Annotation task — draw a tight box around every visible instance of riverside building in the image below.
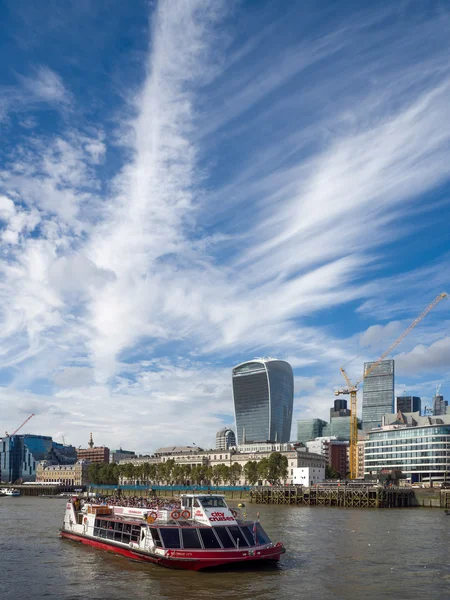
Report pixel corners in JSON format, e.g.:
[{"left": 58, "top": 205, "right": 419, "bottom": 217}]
[
  {"left": 232, "top": 358, "right": 294, "bottom": 445},
  {"left": 364, "top": 412, "right": 450, "bottom": 484},
  {"left": 36, "top": 459, "right": 90, "bottom": 486},
  {"left": 0, "top": 435, "right": 77, "bottom": 483},
  {"left": 362, "top": 359, "right": 395, "bottom": 431}
]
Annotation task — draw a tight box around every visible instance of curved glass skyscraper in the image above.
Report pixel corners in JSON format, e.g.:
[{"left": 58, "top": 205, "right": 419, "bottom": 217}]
[{"left": 232, "top": 358, "right": 294, "bottom": 445}]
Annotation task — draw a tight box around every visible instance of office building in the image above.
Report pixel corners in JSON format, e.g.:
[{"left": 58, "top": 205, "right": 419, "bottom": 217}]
[
  {"left": 0, "top": 435, "right": 77, "bottom": 483},
  {"left": 364, "top": 412, "right": 450, "bottom": 484},
  {"left": 36, "top": 460, "right": 90, "bottom": 486},
  {"left": 356, "top": 439, "right": 365, "bottom": 479},
  {"left": 232, "top": 358, "right": 294, "bottom": 445},
  {"left": 215, "top": 427, "right": 236, "bottom": 450},
  {"left": 77, "top": 446, "right": 110, "bottom": 463},
  {"left": 297, "top": 419, "right": 328, "bottom": 444},
  {"left": 362, "top": 359, "right": 394, "bottom": 431},
  {"left": 433, "top": 395, "right": 448, "bottom": 416},
  {"left": 305, "top": 437, "right": 349, "bottom": 477},
  {"left": 330, "top": 399, "right": 351, "bottom": 419},
  {"left": 110, "top": 449, "right": 136, "bottom": 464},
  {"left": 396, "top": 396, "right": 421, "bottom": 414}
]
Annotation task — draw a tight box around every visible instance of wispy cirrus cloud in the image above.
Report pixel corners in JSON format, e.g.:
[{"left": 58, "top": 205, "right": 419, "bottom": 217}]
[{"left": 0, "top": 0, "right": 450, "bottom": 449}]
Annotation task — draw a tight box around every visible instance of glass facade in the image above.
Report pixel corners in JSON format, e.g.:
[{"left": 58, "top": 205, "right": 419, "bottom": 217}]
[
  {"left": 0, "top": 435, "right": 54, "bottom": 483},
  {"left": 297, "top": 419, "right": 328, "bottom": 444},
  {"left": 396, "top": 396, "right": 421, "bottom": 414},
  {"left": 364, "top": 425, "right": 450, "bottom": 483},
  {"left": 362, "top": 360, "right": 394, "bottom": 431},
  {"left": 233, "top": 359, "right": 293, "bottom": 445}
]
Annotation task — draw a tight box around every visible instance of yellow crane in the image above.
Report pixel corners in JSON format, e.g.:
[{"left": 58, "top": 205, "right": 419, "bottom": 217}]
[{"left": 336, "top": 292, "right": 448, "bottom": 479}]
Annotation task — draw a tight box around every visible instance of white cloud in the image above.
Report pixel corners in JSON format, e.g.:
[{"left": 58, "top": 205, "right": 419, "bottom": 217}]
[
  {"left": 18, "top": 66, "right": 70, "bottom": 105},
  {"left": 395, "top": 338, "right": 450, "bottom": 377},
  {"left": 1, "top": 1, "right": 450, "bottom": 449}
]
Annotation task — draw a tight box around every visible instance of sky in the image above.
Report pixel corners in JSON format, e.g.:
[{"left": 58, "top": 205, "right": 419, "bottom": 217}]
[{"left": 1, "top": 0, "right": 450, "bottom": 452}]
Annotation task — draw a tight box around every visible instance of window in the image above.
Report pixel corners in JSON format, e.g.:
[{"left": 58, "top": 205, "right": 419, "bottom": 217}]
[
  {"left": 200, "top": 497, "right": 227, "bottom": 508},
  {"left": 227, "top": 525, "right": 249, "bottom": 547},
  {"left": 181, "top": 528, "right": 202, "bottom": 549},
  {"left": 199, "top": 528, "right": 221, "bottom": 549},
  {"left": 214, "top": 527, "right": 235, "bottom": 548},
  {"left": 159, "top": 528, "right": 181, "bottom": 549},
  {"left": 150, "top": 528, "right": 163, "bottom": 548}
]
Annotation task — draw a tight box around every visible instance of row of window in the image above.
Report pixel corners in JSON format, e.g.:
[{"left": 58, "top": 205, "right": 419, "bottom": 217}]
[
  {"left": 93, "top": 519, "right": 270, "bottom": 550},
  {"left": 367, "top": 437, "right": 450, "bottom": 447}
]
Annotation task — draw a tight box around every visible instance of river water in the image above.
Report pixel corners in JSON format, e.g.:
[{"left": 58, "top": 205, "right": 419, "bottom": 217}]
[{"left": 0, "top": 497, "right": 448, "bottom": 600}]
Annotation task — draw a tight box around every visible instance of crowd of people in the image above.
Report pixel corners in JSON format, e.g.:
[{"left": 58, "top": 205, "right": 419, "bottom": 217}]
[{"left": 83, "top": 495, "right": 181, "bottom": 511}]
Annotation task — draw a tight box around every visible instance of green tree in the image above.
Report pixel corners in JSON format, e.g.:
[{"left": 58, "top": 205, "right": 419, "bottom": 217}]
[
  {"left": 267, "top": 452, "right": 288, "bottom": 484},
  {"left": 211, "top": 465, "right": 222, "bottom": 486},
  {"left": 244, "top": 461, "right": 259, "bottom": 485},
  {"left": 257, "top": 458, "right": 269, "bottom": 482},
  {"left": 229, "top": 462, "right": 242, "bottom": 485},
  {"left": 325, "top": 465, "right": 340, "bottom": 479}
]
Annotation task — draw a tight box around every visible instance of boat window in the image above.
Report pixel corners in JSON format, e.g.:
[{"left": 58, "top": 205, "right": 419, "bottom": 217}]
[
  {"left": 193, "top": 499, "right": 200, "bottom": 507},
  {"left": 181, "top": 528, "right": 202, "bottom": 549},
  {"left": 227, "top": 525, "right": 249, "bottom": 548},
  {"left": 159, "top": 528, "right": 181, "bottom": 549},
  {"left": 200, "top": 497, "right": 227, "bottom": 508},
  {"left": 150, "top": 528, "right": 163, "bottom": 548},
  {"left": 214, "top": 527, "right": 235, "bottom": 548},
  {"left": 255, "top": 523, "right": 271, "bottom": 545},
  {"left": 199, "top": 528, "right": 221, "bottom": 549},
  {"left": 238, "top": 525, "right": 254, "bottom": 546}
]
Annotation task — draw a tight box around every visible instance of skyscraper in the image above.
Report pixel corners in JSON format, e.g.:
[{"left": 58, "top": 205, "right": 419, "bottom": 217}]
[
  {"left": 396, "top": 396, "right": 421, "bottom": 414},
  {"left": 433, "top": 395, "right": 448, "bottom": 416},
  {"left": 215, "top": 427, "right": 236, "bottom": 450},
  {"left": 232, "top": 358, "right": 294, "bottom": 445},
  {"left": 362, "top": 359, "right": 395, "bottom": 431}
]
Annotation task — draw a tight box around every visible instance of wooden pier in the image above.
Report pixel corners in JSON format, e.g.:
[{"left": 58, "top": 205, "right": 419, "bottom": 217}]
[{"left": 250, "top": 485, "right": 415, "bottom": 508}]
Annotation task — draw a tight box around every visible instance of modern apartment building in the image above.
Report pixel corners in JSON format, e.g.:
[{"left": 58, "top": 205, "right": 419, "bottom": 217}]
[
  {"left": 362, "top": 359, "right": 395, "bottom": 431},
  {"left": 232, "top": 358, "right": 293, "bottom": 444}
]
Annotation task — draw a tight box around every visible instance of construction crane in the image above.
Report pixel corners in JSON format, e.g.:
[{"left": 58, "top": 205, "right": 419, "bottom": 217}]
[
  {"left": 5, "top": 413, "right": 35, "bottom": 437},
  {"left": 336, "top": 292, "right": 448, "bottom": 479}
]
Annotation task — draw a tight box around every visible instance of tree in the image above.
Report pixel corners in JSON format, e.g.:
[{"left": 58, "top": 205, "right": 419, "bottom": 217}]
[
  {"left": 257, "top": 458, "right": 269, "bottom": 482},
  {"left": 229, "top": 462, "right": 242, "bottom": 485},
  {"left": 244, "top": 461, "right": 259, "bottom": 485},
  {"left": 267, "top": 452, "right": 288, "bottom": 484},
  {"left": 211, "top": 465, "right": 222, "bottom": 486},
  {"left": 325, "top": 465, "right": 340, "bottom": 479}
]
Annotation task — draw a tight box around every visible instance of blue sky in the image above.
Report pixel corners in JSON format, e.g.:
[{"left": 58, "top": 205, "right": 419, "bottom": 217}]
[{"left": 1, "top": 0, "right": 450, "bottom": 451}]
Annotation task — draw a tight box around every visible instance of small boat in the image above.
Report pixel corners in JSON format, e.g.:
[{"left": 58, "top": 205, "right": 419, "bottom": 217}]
[
  {"left": 1, "top": 488, "right": 20, "bottom": 496},
  {"left": 60, "top": 494, "right": 285, "bottom": 571}
]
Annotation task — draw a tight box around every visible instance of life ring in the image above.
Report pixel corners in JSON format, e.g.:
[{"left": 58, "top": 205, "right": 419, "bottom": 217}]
[
  {"left": 181, "top": 510, "right": 191, "bottom": 519},
  {"left": 83, "top": 517, "right": 88, "bottom": 525},
  {"left": 171, "top": 510, "right": 181, "bottom": 520},
  {"left": 230, "top": 509, "right": 238, "bottom": 518},
  {"left": 146, "top": 511, "right": 158, "bottom": 524}
]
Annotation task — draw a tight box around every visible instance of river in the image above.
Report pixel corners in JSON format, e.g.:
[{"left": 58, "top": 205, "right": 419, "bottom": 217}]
[{"left": 0, "top": 497, "right": 448, "bottom": 599}]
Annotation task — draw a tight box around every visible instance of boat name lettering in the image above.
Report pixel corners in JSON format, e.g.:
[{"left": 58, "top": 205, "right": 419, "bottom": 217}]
[
  {"left": 195, "top": 510, "right": 203, "bottom": 517},
  {"left": 209, "top": 511, "right": 234, "bottom": 522}
]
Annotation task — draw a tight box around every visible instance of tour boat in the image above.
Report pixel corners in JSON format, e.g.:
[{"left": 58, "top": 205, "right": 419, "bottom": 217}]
[
  {"left": 1, "top": 488, "right": 20, "bottom": 496},
  {"left": 60, "top": 494, "right": 285, "bottom": 571}
]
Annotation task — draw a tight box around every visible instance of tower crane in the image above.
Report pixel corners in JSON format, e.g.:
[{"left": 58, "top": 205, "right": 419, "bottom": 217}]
[
  {"left": 5, "top": 413, "right": 35, "bottom": 437},
  {"left": 336, "top": 292, "right": 448, "bottom": 479}
]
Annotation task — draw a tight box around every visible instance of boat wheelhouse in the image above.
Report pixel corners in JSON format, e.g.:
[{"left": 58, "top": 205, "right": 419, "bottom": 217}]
[{"left": 60, "top": 494, "right": 285, "bottom": 570}]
